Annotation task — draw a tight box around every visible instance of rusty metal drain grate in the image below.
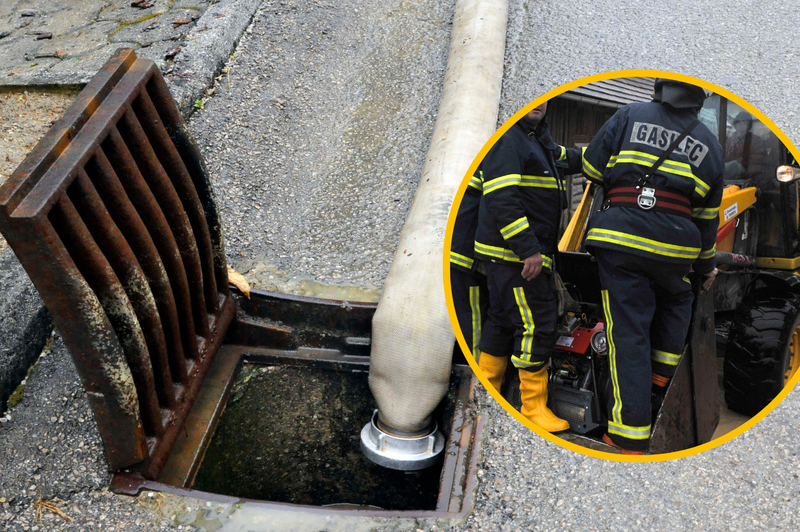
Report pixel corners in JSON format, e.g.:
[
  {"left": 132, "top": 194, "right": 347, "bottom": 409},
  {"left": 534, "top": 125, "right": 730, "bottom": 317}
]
[{"left": 0, "top": 49, "right": 234, "bottom": 478}]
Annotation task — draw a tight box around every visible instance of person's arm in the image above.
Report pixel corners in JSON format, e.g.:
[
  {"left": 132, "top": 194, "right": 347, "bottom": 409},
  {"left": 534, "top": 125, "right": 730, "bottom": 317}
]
[
  {"left": 582, "top": 114, "right": 619, "bottom": 184},
  {"left": 481, "top": 133, "right": 541, "bottom": 263},
  {"left": 557, "top": 145, "right": 584, "bottom": 175},
  {"left": 691, "top": 171, "right": 724, "bottom": 288}
]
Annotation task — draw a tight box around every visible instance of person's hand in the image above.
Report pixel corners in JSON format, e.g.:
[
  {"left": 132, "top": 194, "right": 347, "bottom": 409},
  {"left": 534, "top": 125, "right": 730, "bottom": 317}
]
[
  {"left": 521, "top": 253, "right": 544, "bottom": 281},
  {"left": 702, "top": 268, "right": 718, "bottom": 291}
]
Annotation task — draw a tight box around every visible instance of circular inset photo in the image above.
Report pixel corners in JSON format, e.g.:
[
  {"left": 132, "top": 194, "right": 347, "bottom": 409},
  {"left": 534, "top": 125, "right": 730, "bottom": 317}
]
[{"left": 444, "top": 72, "right": 800, "bottom": 461}]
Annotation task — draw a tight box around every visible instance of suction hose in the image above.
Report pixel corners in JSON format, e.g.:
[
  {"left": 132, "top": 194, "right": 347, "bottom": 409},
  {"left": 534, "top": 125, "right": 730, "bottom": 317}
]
[{"left": 361, "top": 0, "right": 507, "bottom": 470}]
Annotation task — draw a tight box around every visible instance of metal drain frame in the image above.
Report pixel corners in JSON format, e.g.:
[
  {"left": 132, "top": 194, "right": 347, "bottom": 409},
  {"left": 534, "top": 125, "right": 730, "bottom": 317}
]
[
  {"left": 0, "top": 49, "right": 234, "bottom": 478},
  {"left": 111, "top": 288, "right": 485, "bottom": 520}
]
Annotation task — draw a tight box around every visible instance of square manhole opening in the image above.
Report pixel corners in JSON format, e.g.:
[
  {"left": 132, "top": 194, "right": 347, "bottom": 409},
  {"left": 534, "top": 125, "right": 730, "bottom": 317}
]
[{"left": 189, "top": 358, "right": 466, "bottom": 512}]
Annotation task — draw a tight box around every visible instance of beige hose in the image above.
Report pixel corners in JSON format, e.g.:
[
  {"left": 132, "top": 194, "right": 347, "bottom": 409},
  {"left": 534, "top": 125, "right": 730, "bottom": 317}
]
[{"left": 368, "top": 0, "right": 508, "bottom": 433}]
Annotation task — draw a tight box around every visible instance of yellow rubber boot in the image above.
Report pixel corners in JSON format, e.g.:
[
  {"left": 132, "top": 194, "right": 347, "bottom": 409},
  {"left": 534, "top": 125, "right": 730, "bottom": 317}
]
[
  {"left": 519, "top": 367, "right": 570, "bottom": 432},
  {"left": 478, "top": 352, "right": 508, "bottom": 392}
]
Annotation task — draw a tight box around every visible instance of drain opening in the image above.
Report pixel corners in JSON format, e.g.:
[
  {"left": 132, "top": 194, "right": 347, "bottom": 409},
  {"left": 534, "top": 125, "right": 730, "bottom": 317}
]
[{"left": 191, "top": 362, "right": 461, "bottom": 511}]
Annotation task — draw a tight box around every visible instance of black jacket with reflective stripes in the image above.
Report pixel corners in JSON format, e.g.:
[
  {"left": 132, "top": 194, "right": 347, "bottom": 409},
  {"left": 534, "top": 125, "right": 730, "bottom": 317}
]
[
  {"left": 474, "top": 121, "right": 582, "bottom": 267},
  {"left": 582, "top": 101, "right": 724, "bottom": 274},
  {"left": 450, "top": 171, "right": 483, "bottom": 273}
]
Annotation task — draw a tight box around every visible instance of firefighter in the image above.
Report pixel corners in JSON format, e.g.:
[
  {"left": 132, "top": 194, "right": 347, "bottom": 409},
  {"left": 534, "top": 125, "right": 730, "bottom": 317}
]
[
  {"left": 450, "top": 170, "right": 489, "bottom": 359},
  {"left": 474, "top": 101, "right": 582, "bottom": 431},
  {"left": 581, "top": 79, "right": 724, "bottom": 454}
]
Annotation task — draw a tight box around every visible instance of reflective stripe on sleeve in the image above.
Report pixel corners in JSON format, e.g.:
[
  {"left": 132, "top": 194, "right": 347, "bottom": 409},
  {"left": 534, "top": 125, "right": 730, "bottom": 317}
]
[
  {"left": 558, "top": 146, "right": 567, "bottom": 161},
  {"left": 474, "top": 241, "right": 552, "bottom": 269},
  {"left": 469, "top": 175, "right": 483, "bottom": 191},
  {"left": 691, "top": 207, "right": 718, "bottom": 220},
  {"left": 699, "top": 245, "right": 716, "bottom": 260},
  {"left": 519, "top": 175, "right": 559, "bottom": 189},
  {"left": 483, "top": 174, "right": 521, "bottom": 194},
  {"left": 474, "top": 241, "right": 523, "bottom": 262},
  {"left": 450, "top": 251, "right": 474, "bottom": 269},
  {"left": 583, "top": 148, "right": 604, "bottom": 181},
  {"left": 500, "top": 217, "right": 530, "bottom": 240},
  {"left": 586, "top": 229, "right": 701, "bottom": 259}
]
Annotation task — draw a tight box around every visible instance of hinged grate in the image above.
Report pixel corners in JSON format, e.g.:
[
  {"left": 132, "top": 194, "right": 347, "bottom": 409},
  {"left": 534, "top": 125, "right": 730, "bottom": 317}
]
[{"left": 0, "top": 49, "right": 235, "bottom": 478}]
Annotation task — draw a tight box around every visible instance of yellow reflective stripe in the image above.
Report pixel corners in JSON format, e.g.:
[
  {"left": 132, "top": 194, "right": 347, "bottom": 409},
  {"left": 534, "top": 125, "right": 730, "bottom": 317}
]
[
  {"left": 474, "top": 242, "right": 552, "bottom": 269},
  {"left": 469, "top": 286, "right": 482, "bottom": 354},
  {"left": 652, "top": 349, "right": 681, "bottom": 366},
  {"left": 450, "top": 251, "right": 474, "bottom": 269},
  {"left": 699, "top": 245, "right": 716, "bottom": 260},
  {"left": 608, "top": 421, "right": 652, "bottom": 440},
  {"left": 682, "top": 276, "right": 691, "bottom": 284},
  {"left": 483, "top": 174, "right": 521, "bottom": 194},
  {"left": 692, "top": 207, "right": 718, "bottom": 220},
  {"left": 519, "top": 175, "right": 559, "bottom": 189},
  {"left": 558, "top": 146, "right": 567, "bottom": 161},
  {"left": 511, "top": 355, "right": 545, "bottom": 368},
  {"left": 582, "top": 148, "right": 603, "bottom": 180},
  {"left": 601, "top": 290, "right": 623, "bottom": 425},
  {"left": 513, "top": 287, "right": 535, "bottom": 358},
  {"left": 586, "top": 229, "right": 700, "bottom": 259},
  {"left": 608, "top": 154, "right": 696, "bottom": 179},
  {"left": 607, "top": 150, "right": 709, "bottom": 197},
  {"left": 500, "top": 217, "right": 530, "bottom": 240},
  {"left": 468, "top": 175, "right": 483, "bottom": 190},
  {"left": 474, "top": 241, "right": 523, "bottom": 263},
  {"left": 608, "top": 150, "right": 693, "bottom": 172}
]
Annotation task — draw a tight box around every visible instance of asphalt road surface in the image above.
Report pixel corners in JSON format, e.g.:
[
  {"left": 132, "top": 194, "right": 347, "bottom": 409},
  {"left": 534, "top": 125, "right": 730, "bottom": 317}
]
[
  {"left": 465, "top": 1, "right": 800, "bottom": 530},
  {"left": 190, "top": 0, "right": 454, "bottom": 301}
]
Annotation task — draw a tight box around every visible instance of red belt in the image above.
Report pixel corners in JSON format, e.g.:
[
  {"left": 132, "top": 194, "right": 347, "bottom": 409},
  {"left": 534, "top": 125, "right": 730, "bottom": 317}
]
[{"left": 603, "top": 186, "right": 691, "bottom": 219}]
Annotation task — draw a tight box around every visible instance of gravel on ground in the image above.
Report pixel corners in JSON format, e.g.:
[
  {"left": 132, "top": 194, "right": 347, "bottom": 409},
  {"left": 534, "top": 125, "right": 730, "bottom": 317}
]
[{"left": 0, "top": 88, "right": 78, "bottom": 252}]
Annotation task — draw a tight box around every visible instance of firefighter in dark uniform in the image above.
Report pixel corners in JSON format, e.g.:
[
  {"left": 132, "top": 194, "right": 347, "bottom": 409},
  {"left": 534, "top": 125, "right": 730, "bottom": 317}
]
[
  {"left": 450, "top": 170, "right": 489, "bottom": 358},
  {"left": 581, "top": 79, "right": 724, "bottom": 454},
  {"left": 474, "top": 101, "right": 582, "bottom": 431}
]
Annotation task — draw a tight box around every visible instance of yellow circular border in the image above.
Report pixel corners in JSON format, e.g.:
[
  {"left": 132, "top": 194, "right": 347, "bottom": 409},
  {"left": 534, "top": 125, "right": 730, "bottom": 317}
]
[{"left": 442, "top": 69, "right": 800, "bottom": 462}]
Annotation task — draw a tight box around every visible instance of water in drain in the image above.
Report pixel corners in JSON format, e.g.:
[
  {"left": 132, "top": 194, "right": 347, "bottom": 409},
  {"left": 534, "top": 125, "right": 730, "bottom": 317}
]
[{"left": 192, "top": 364, "right": 452, "bottom": 510}]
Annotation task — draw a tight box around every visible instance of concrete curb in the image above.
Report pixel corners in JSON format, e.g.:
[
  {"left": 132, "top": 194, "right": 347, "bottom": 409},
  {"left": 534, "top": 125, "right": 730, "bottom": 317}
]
[
  {"left": 0, "top": 247, "right": 52, "bottom": 414},
  {"left": 169, "top": 0, "right": 262, "bottom": 117},
  {"left": 0, "top": 0, "right": 262, "bottom": 118}
]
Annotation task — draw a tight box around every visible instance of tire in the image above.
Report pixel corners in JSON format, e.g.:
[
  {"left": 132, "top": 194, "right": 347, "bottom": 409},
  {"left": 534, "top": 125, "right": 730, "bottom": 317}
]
[{"left": 723, "top": 292, "right": 800, "bottom": 416}]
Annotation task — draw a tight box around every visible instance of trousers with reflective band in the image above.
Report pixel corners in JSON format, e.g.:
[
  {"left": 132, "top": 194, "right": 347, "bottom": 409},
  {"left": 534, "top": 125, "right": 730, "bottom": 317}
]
[
  {"left": 479, "top": 260, "right": 557, "bottom": 370},
  {"left": 596, "top": 248, "right": 694, "bottom": 452},
  {"left": 450, "top": 267, "right": 488, "bottom": 356},
  {"left": 604, "top": 186, "right": 692, "bottom": 219}
]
